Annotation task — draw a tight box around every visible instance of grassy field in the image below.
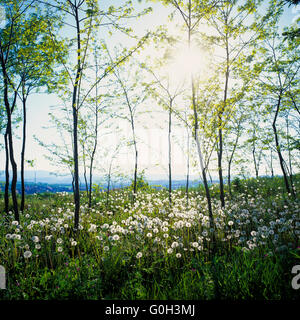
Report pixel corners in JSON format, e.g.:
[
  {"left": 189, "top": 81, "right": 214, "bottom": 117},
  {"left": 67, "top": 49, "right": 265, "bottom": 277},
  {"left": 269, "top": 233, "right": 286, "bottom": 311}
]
[{"left": 0, "top": 175, "right": 299, "bottom": 300}]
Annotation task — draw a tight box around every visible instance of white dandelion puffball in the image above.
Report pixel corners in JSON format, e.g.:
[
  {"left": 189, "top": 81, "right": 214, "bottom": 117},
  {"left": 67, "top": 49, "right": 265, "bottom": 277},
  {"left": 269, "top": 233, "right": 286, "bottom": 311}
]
[{"left": 24, "top": 251, "right": 32, "bottom": 259}]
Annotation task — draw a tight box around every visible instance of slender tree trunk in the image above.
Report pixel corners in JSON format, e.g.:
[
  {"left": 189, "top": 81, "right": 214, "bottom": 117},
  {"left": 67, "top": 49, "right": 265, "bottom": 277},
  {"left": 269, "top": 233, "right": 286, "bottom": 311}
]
[
  {"left": 217, "top": 31, "right": 229, "bottom": 209},
  {"left": 192, "top": 80, "right": 215, "bottom": 252},
  {"left": 2, "top": 73, "right": 19, "bottom": 221},
  {"left": 88, "top": 56, "right": 99, "bottom": 208},
  {"left": 0, "top": 45, "right": 19, "bottom": 220},
  {"left": 228, "top": 132, "right": 239, "bottom": 197},
  {"left": 73, "top": 6, "right": 82, "bottom": 231},
  {"left": 168, "top": 100, "right": 172, "bottom": 205},
  {"left": 195, "top": 129, "right": 216, "bottom": 248},
  {"left": 272, "top": 94, "right": 293, "bottom": 196},
  {"left": 188, "top": 19, "right": 215, "bottom": 253},
  {"left": 217, "top": 126, "right": 225, "bottom": 207},
  {"left": 4, "top": 130, "right": 9, "bottom": 214},
  {"left": 128, "top": 107, "right": 137, "bottom": 201},
  {"left": 5, "top": 108, "right": 18, "bottom": 220},
  {"left": 186, "top": 132, "right": 190, "bottom": 207},
  {"left": 129, "top": 106, "right": 137, "bottom": 200},
  {"left": 286, "top": 116, "right": 295, "bottom": 196},
  {"left": 73, "top": 106, "right": 80, "bottom": 230},
  {"left": 270, "top": 149, "right": 274, "bottom": 178},
  {"left": 120, "top": 78, "right": 138, "bottom": 201},
  {"left": 20, "top": 94, "right": 27, "bottom": 212},
  {"left": 84, "top": 167, "right": 89, "bottom": 196},
  {"left": 252, "top": 144, "right": 259, "bottom": 178},
  {"left": 228, "top": 163, "right": 232, "bottom": 197},
  {"left": 88, "top": 157, "right": 94, "bottom": 208},
  {"left": 82, "top": 145, "right": 89, "bottom": 197}
]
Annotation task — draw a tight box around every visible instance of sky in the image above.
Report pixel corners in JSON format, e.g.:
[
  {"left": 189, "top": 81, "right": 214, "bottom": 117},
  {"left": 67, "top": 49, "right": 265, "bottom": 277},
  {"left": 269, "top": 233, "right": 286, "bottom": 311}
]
[{"left": 0, "top": 0, "right": 299, "bottom": 181}]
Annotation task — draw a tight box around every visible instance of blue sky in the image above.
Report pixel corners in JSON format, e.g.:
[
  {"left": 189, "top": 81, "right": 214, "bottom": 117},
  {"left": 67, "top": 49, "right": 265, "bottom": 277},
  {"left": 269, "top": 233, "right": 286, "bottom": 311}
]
[{"left": 0, "top": 0, "right": 299, "bottom": 180}]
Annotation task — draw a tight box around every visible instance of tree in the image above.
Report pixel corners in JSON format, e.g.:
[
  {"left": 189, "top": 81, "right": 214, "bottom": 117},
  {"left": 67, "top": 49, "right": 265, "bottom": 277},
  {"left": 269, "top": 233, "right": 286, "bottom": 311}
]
[
  {"left": 155, "top": 0, "right": 218, "bottom": 253},
  {"left": 224, "top": 107, "right": 247, "bottom": 197},
  {"left": 202, "top": 0, "right": 266, "bottom": 207},
  {"left": 108, "top": 56, "right": 147, "bottom": 202},
  {"left": 253, "top": 2, "right": 299, "bottom": 196},
  {"left": 39, "top": 0, "right": 151, "bottom": 231},
  {"left": 39, "top": 0, "right": 102, "bottom": 231},
  {"left": 0, "top": 0, "right": 36, "bottom": 220},
  {"left": 143, "top": 60, "right": 184, "bottom": 205},
  {"left": 10, "top": 10, "right": 66, "bottom": 212}
]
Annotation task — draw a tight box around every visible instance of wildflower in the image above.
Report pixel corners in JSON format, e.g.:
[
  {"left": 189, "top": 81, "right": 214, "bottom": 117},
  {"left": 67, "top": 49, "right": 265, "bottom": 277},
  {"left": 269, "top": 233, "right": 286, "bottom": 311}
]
[
  {"left": 88, "top": 224, "right": 97, "bottom": 232},
  {"left": 146, "top": 233, "right": 152, "bottom": 238},
  {"left": 167, "top": 248, "right": 173, "bottom": 254},
  {"left": 103, "top": 246, "right": 109, "bottom": 252},
  {"left": 112, "top": 235, "right": 120, "bottom": 241},
  {"left": 24, "top": 251, "right": 32, "bottom": 259},
  {"left": 57, "top": 247, "right": 63, "bottom": 252},
  {"left": 154, "top": 237, "right": 161, "bottom": 243},
  {"left": 57, "top": 238, "right": 63, "bottom": 244},
  {"left": 228, "top": 221, "right": 234, "bottom": 226},
  {"left": 136, "top": 252, "right": 143, "bottom": 259},
  {"left": 171, "top": 242, "right": 179, "bottom": 248},
  {"left": 12, "top": 221, "right": 19, "bottom": 226},
  {"left": 176, "top": 253, "right": 182, "bottom": 258},
  {"left": 32, "top": 236, "right": 39, "bottom": 243},
  {"left": 191, "top": 242, "right": 199, "bottom": 248},
  {"left": 163, "top": 233, "right": 169, "bottom": 238},
  {"left": 5, "top": 234, "right": 12, "bottom": 240},
  {"left": 71, "top": 241, "right": 77, "bottom": 246},
  {"left": 35, "top": 244, "right": 41, "bottom": 250}
]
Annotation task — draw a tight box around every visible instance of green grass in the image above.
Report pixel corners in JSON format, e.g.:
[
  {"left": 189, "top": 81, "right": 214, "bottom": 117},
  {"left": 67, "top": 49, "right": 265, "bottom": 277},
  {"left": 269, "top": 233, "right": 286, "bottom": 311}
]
[{"left": 0, "top": 175, "right": 299, "bottom": 300}]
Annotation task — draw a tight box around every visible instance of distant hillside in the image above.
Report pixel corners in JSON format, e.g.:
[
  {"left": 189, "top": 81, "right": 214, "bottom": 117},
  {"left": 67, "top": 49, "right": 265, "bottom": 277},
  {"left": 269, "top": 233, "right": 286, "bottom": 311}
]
[
  {"left": 0, "top": 178, "right": 207, "bottom": 195},
  {"left": 0, "top": 170, "right": 208, "bottom": 184},
  {"left": 0, "top": 181, "right": 74, "bottom": 195}
]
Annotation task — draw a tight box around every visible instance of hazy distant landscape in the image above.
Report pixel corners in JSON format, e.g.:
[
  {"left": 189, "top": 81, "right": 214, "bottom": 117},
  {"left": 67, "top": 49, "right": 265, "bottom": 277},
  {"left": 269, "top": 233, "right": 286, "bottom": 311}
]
[{"left": 0, "top": 170, "right": 205, "bottom": 194}]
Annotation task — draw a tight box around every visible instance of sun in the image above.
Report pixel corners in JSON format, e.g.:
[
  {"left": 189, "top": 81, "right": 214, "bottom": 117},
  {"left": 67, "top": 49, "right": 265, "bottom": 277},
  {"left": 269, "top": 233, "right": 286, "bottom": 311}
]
[{"left": 165, "top": 45, "right": 207, "bottom": 83}]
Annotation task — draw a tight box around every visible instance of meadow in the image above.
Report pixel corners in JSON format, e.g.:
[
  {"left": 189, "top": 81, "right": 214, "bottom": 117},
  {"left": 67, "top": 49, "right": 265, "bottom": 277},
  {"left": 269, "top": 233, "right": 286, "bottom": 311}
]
[{"left": 0, "top": 175, "right": 299, "bottom": 300}]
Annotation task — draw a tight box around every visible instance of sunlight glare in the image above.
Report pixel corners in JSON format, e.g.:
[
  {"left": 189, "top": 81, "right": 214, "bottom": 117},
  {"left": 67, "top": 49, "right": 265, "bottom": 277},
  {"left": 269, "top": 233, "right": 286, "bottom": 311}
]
[{"left": 165, "top": 46, "right": 207, "bottom": 82}]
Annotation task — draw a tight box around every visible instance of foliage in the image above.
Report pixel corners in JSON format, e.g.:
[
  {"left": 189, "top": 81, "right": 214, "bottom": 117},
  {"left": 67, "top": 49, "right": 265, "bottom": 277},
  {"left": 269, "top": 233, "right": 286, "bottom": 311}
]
[{"left": 0, "top": 175, "right": 299, "bottom": 300}]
